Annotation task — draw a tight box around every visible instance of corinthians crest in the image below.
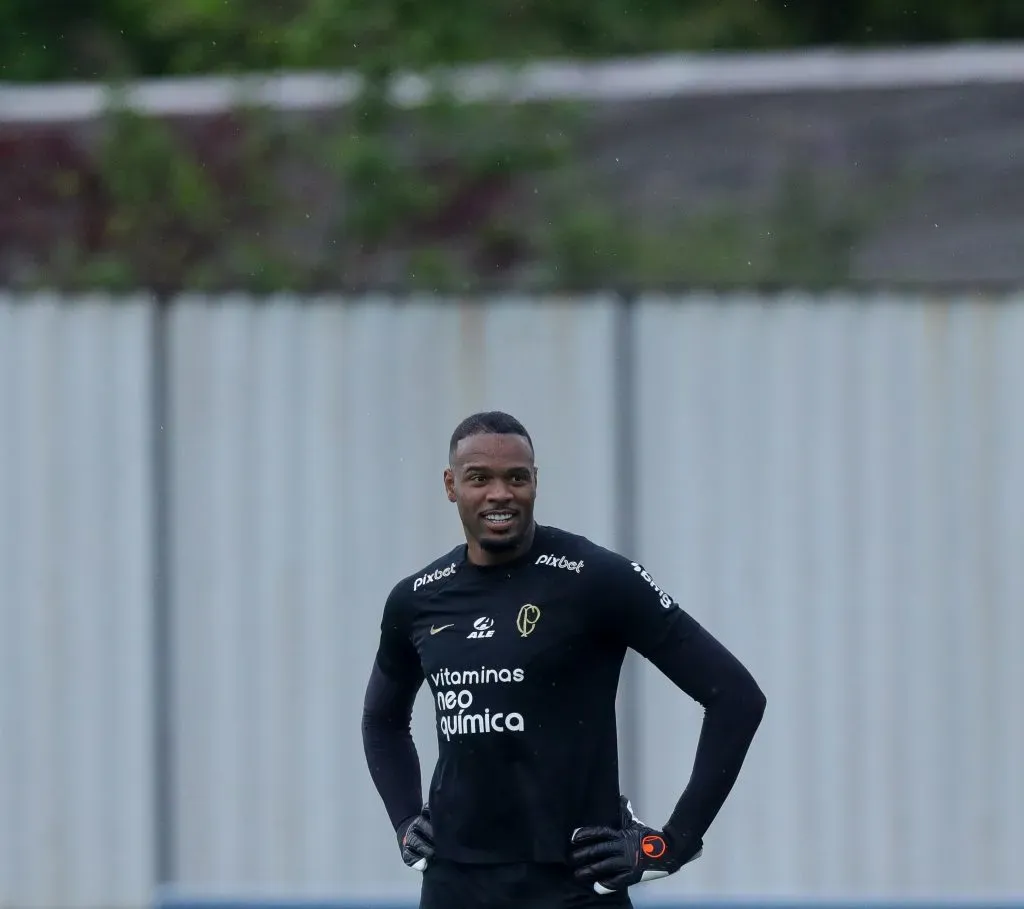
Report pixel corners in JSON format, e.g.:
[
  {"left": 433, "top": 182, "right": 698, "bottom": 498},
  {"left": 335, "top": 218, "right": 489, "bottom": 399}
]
[{"left": 516, "top": 603, "right": 541, "bottom": 637}]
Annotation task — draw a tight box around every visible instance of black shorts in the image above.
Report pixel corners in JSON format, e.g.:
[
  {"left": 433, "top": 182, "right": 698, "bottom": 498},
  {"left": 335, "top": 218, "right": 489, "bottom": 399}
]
[{"left": 418, "top": 859, "right": 633, "bottom": 909}]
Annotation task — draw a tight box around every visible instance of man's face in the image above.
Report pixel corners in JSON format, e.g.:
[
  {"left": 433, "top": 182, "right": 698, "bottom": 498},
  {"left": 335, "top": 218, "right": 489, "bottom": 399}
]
[{"left": 444, "top": 432, "right": 537, "bottom": 556}]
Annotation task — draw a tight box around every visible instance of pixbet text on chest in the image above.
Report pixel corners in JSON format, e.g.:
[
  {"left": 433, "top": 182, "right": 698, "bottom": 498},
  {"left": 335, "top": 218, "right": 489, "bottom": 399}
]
[
  {"left": 535, "top": 553, "right": 584, "bottom": 573},
  {"left": 413, "top": 562, "right": 458, "bottom": 591}
]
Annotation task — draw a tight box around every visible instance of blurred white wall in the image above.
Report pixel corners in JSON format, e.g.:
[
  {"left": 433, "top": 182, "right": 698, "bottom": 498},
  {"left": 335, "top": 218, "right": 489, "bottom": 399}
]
[
  {"left": 166, "top": 293, "right": 623, "bottom": 902},
  {"left": 0, "top": 296, "right": 157, "bottom": 909},
  {"left": 632, "top": 293, "right": 1024, "bottom": 901},
  {"left": 1, "top": 291, "right": 1021, "bottom": 909}
]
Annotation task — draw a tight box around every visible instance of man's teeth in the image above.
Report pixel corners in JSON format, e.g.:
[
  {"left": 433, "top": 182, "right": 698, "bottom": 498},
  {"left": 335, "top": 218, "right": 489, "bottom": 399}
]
[{"left": 485, "top": 513, "right": 513, "bottom": 523}]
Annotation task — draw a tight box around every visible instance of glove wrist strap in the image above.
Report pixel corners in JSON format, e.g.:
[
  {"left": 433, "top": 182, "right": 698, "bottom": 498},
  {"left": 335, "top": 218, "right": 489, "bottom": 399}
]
[{"left": 661, "top": 823, "right": 703, "bottom": 866}]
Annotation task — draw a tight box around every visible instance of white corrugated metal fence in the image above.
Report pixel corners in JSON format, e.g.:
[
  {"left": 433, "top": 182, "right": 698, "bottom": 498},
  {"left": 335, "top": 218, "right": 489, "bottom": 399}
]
[
  {"left": 0, "top": 296, "right": 156, "bottom": 909},
  {"left": 631, "top": 293, "right": 1024, "bottom": 900},
  {"left": 0, "top": 291, "right": 1021, "bottom": 909}
]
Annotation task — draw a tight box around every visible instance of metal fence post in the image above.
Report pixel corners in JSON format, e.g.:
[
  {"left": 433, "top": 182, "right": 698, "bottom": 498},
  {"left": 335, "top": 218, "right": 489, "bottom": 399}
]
[
  {"left": 152, "top": 292, "right": 176, "bottom": 887},
  {"left": 613, "top": 289, "right": 641, "bottom": 801}
]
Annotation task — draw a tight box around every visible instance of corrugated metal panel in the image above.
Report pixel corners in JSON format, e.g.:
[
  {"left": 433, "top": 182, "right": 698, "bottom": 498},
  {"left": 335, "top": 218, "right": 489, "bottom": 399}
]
[
  {"left": 0, "top": 293, "right": 156, "bottom": 909},
  {"left": 166, "top": 294, "right": 622, "bottom": 897},
  {"left": 631, "top": 293, "right": 1024, "bottom": 901},
  {"left": 4, "top": 290, "right": 1023, "bottom": 909}
]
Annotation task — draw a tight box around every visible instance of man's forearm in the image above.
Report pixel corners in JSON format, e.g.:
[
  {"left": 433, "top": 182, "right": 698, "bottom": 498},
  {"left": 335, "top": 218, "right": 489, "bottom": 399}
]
[
  {"left": 663, "top": 670, "right": 766, "bottom": 843},
  {"left": 643, "top": 619, "right": 767, "bottom": 846},
  {"left": 361, "top": 662, "right": 424, "bottom": 830}
]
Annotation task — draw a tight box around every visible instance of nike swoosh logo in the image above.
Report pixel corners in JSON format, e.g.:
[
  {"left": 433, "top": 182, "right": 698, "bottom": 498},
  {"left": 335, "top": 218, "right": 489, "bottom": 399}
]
[{"left": 430, "top": 624, "right": 454, "bottom": 635}]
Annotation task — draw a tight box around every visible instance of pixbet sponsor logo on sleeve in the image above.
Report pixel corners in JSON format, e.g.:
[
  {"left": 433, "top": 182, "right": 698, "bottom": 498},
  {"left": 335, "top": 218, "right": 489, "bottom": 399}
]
[{"left": 631, "top": 562, "right": 675, "bottom": 609}]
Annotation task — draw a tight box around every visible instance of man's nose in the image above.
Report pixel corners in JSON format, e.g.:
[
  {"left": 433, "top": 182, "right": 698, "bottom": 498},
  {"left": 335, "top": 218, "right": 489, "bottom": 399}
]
[{"left": 487, "top": 481, "right": 513, "bottom": 501}]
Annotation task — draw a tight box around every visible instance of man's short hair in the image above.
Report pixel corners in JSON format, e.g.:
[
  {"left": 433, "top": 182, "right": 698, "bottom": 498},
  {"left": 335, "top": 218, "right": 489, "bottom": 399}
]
[{"left": 448, "top": 411, "right": 534, "bottom": 463}]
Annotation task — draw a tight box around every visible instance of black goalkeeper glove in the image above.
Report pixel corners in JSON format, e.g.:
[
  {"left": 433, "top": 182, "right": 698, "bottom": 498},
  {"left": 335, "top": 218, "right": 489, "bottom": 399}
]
[
  {"left": 570, "top": 796, "right": 702, "bottom": 895},
  {"left": 396, "top": 804, "right": 434, "bottom": 872}
]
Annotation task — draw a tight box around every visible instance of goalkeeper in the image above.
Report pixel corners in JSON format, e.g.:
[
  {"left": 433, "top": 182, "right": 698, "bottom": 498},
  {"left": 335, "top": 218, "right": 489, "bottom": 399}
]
[{"left": 362, "top": 411, "right": 767, "bottom": 908}]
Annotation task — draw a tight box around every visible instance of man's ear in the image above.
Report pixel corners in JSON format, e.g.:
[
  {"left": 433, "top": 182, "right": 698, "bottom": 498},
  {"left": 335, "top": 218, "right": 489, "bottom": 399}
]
[{"left": 444, "top": 467, "right": 457, "bottom": 503}]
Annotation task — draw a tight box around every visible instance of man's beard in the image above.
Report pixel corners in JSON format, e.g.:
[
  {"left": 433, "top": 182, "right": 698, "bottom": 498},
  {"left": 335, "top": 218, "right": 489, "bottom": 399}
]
[{"left": 479, "top": 532, "right": 524, "bottom": 553}]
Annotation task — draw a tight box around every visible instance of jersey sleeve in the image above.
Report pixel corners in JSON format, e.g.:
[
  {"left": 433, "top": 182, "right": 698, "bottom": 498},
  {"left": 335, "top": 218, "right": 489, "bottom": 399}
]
[
  {"left": 595, "top": 551, "right": 766, "bottom": 842},
  {"left": 596, "top": 555, "right": 711, "bottom": 678},
  {"left": 363, "top": 582, "right": 425, "bottom": 832},
  {"left": 596, "top": 551, "right": 761, "bottom": 711},
  {"left": 373, "top": 581, "right": 423, "bottom": 684}
]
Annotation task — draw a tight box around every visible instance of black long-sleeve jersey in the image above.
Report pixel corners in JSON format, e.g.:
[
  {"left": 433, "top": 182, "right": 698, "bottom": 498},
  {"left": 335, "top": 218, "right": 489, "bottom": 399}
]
[{"left": 362, "top": 523, "right": 766, "bottom": 866}]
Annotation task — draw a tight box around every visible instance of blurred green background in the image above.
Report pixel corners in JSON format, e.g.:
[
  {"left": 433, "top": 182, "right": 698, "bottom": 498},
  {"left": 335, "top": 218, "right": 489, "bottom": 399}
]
[
  {"left": 4, "top": 0, "right": 1024, "bottom": 82},
  {"left": 2, "top": 0, "right": 1022, "bottom": 293}
]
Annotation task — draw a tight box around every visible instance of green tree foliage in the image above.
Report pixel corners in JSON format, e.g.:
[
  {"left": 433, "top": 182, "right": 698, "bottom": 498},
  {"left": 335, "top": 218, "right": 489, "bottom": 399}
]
[
  {"left": 776, "top": 0, "right": 1024, "bottom": 45},
  {"left": 3, "top": 0, "right": 1022, "bottom": 83},
  {"left": 2, "top": 0, "right": 1019, "bottom": 291}
]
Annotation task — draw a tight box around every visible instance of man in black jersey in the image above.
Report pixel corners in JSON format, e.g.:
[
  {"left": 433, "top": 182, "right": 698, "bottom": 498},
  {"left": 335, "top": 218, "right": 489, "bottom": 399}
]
[{"left": 362, "top": 411, "right": 766, "bottom": 909}]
